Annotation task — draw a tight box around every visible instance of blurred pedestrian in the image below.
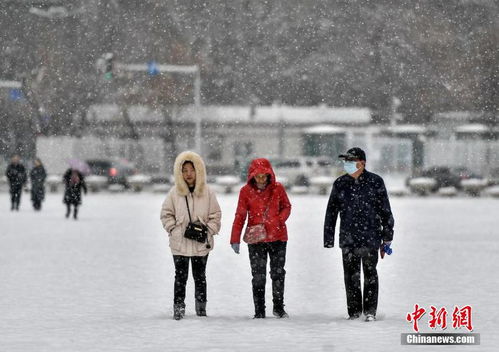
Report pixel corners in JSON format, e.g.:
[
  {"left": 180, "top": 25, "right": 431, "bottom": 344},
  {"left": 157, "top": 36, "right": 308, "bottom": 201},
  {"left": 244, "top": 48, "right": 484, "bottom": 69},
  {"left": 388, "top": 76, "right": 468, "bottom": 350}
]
[
  {"left": 6, "top": 155, "right": 27, "bottom": 211},
  {"left": 160, "top": 151, "right": 222, "bottom": 320},
  {"left": 323, "top": 147, "right": 394, "bottom": 322},
  {"left": 63, "top": 168, "right": 87, "bottom": 219},
  {"left": 30, "top": 158, "right": 47, "bottom": 211},
  {"left": 230, "top": 158, "right": 292, "bottom": 319}
]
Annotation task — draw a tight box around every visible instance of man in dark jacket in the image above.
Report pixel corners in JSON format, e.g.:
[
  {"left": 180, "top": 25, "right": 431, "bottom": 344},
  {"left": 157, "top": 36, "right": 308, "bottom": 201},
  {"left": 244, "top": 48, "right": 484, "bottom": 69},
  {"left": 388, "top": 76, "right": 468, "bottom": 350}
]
[
  {"left": 324, "top": 147, "right": 394, "bottom": 322},
  {"left": 5, "top": 155, "right": 27, "bottom": 211}
]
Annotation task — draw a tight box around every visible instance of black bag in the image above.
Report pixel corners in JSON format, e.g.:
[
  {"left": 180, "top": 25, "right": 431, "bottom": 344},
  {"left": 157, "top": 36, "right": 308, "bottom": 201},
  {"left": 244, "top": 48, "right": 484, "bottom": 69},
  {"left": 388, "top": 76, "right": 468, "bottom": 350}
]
[
  {"left": 184, "top": 197, "right": 210, "bottom": 248},
  {"left": 184, "top": 221, "right": 208, "bottom": 243}
]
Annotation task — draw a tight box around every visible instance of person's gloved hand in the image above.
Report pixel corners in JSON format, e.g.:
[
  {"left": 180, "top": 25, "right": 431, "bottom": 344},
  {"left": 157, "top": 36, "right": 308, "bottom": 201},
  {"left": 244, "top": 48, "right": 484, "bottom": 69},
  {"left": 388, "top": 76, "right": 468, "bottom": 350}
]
[
  {"left": 231, "top": 243, "right": 240, "bottom": 254},
  {"left": 380, "top": 241, "right": 392, "bottom": 259}
]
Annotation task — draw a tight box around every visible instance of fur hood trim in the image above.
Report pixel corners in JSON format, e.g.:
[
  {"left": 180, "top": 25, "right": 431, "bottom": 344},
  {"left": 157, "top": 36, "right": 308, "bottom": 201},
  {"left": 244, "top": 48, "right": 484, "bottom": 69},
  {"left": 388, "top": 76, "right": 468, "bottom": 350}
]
[{"left": 173, "top": 151, "right": 207, "bottom": 196}]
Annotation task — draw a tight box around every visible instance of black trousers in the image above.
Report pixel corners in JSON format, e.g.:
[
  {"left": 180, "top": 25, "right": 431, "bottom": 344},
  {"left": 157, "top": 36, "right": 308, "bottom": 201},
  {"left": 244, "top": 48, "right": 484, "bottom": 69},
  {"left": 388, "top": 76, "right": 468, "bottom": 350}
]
[
  {"left": 173, "top": 255, "right": 209, "bottom": 305},
  {"left": 248, "top": 241, "right": 287, "bottom": 312},
  {"left": 66, "top": 203, "right": 79, "bottom": 217},
  {"left": 342, "top": 247, "right": 379, "bottom": 317},
  {"left": 33, "top": 199, "right": 42, "bottom": 210},
  {"left": 10, "top": 187, "right": 22, "bottom": 209}
]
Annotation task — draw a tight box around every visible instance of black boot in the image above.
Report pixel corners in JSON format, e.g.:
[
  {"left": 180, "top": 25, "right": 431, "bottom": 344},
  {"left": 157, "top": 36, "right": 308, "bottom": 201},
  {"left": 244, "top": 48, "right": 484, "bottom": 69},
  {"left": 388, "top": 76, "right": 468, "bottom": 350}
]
[
  {"left": 195, "top": 301, "right": 207, "bottom": 317},
  {"left": 253, "top": 301, "right": 266, "bottom": 318},
  {"left": 173, "top": 303, "right": 185, "bottom": 320},
  {"left": 66, "top": 205, "right": 70, "bottom": 218},
  {"left": 272, "top": 277, "right": 287, "bottom": 318},
  {"left": 73, "top": 207, "right": 78, "bottom": 220},
  {"left": 273, "top": 304, "right": 289, "bottom": 318},
  {"left": 253, "top": 291, "right": 266, "bottom": 318},
  {"left": 253, "top": 309, "right": 266, "bottom": 319}
]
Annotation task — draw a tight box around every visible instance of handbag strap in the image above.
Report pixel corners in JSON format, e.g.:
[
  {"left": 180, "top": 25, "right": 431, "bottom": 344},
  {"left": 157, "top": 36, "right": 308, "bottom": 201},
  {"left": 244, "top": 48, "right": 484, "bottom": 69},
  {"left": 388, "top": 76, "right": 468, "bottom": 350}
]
[{"left": 185, "top": 196, "right": 193, "bottom": 223}]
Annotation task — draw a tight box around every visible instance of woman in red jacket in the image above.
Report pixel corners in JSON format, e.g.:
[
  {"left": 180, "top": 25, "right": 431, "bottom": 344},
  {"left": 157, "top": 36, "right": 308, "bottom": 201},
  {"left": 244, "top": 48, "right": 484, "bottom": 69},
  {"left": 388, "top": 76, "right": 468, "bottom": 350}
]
[{"left": 230, "top": 158, "right": 292, "bottom": 318}]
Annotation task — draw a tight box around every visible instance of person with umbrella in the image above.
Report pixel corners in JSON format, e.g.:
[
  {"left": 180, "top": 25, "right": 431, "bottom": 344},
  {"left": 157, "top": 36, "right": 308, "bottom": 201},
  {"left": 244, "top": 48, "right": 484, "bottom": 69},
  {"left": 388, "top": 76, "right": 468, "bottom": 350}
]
[{"left": 63, "top": 162, "right": 88, "bottom": 220}]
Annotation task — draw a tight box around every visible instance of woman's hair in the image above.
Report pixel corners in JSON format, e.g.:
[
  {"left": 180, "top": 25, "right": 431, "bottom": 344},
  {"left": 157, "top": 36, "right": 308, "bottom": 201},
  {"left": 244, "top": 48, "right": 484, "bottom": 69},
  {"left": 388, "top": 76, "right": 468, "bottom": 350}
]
[
  {"left": 251, "top": 174, "right": 270, "bottom": 185},
  {"left": 182, "top": 160, "right": 195, "bottom": 169}
]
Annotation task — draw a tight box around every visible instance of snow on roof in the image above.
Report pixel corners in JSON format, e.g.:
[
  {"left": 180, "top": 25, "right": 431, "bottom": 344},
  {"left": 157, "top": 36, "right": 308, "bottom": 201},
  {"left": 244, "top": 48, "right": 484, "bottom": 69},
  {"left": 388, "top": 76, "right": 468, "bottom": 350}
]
[
  {"left": 127, "top": 106, "right": 163, "bottom": 122},
  {"left": 433, "top": 111, "right": 483, "bottom": 122},
  {"left": 87, "top": 104, "right": 118, "bottom": 121},
  {"left": 88, "top": 104, "right": 371, "bottom": 125},
  {"left": 454, "top": 123, "right": 488, "bottom": 133},
  {"left": 303, "top": 125, "right": 346, "bottom": 134},
  {"left": 178, "top": 105, "right": 371, "bottom": 125},
  {"left": 87, "top": 104, "right": 163, "bottom": 122},
  {"left": 387, "top": 125, "right": 427, "bottom": 134}
]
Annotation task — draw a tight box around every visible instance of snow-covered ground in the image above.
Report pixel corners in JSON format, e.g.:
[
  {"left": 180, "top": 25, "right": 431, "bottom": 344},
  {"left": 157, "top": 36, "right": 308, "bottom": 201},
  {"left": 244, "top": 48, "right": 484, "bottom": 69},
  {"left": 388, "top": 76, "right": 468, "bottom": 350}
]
[{"left": 1, "top": 192, "right": 498, "bottom": 351}]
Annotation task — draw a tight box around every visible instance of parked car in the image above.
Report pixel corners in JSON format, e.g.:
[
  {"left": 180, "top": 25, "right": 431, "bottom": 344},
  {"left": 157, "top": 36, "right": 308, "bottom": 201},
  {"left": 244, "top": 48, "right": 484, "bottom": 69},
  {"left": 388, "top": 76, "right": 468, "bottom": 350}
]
[
  {"left": 487, "top": 167, "right": 499, "bottom": 186},
  {"left": 450, "top": 166, "right": 483, "bottom": 181},
  {"left": 406, "top": 166, "right": 482, "bottom": 193},
  {"left": 85, "top": 159, "right": 137, "bottom": 187},
  {"left": 270, "top": 156, "right": 337, "bottom": 186}
]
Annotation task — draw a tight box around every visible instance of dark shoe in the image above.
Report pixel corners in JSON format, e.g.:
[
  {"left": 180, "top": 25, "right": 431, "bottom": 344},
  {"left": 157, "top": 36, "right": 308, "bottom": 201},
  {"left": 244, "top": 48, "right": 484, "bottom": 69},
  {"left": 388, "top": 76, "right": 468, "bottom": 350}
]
[
  {"left": 73, "top": 211, "right": 78, "bottom": 220},
  {"left": 365, "top": 314, "right": 376, "bottom": 322},
  {"left": 347, "top": 313, "right": 361, "bottom": 320},
  {"left": 195, "top": 301, "right": 207, "bottom": 317},
  {"left": 273, "top": 306, "right": 289, "bottom": 318},
  {"left": 173, "top": 303, "right": 185, "bottom": 320},
  {"left": 253, "top": 311, "right": 266, "bottom": 319}
]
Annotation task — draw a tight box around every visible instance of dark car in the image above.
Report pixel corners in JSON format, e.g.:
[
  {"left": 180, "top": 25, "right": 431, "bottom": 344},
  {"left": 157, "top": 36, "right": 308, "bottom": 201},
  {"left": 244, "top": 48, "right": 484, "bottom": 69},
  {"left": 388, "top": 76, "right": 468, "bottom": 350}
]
[
  {"left": 86, "top": 159, "right": 137, "bottom": 187},
  {"left": 487, "top": 167, "right": 499, "bottom": 186},
  {"left": 407, "top": 167, "right": 462, "bottom": 192},
  {"left": 450, "top": 166, "right": 483, "bottom": 181},
  {"left": 407, "top": 166, "right": 485, "bottom": 193}
]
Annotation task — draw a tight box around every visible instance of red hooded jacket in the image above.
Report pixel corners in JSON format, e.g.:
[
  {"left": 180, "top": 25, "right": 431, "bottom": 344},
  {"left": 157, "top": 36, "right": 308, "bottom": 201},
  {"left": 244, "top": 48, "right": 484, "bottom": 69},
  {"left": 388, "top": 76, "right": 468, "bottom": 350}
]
[{"left": 231, "top": 158, "right": 292, "bottom": 244}]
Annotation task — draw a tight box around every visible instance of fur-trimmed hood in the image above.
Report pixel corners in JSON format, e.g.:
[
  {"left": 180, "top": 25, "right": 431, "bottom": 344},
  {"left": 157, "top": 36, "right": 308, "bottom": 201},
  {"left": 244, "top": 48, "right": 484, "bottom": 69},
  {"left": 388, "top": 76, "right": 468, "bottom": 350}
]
[{"left": 173, "top": 151, "right": 207, "bottom": 197}]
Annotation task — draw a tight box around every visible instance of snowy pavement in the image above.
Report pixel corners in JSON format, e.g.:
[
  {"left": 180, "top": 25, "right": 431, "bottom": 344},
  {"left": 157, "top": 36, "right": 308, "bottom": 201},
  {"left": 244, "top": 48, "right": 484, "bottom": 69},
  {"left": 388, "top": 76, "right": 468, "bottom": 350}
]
[{"left": 1, "top": 192, "right": 498, "bottom": 351}]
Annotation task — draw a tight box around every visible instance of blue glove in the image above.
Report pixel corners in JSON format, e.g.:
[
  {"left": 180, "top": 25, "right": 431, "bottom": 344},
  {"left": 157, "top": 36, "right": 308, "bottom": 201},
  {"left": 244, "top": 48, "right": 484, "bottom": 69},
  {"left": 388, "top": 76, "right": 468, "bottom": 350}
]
[
  {"left": 380, "top": 241, "right": 392, "bottom": 259},
  {"left": 383, "top": 242, "right": 393, "bottom": 255},
  {"left": 231, "top": 243, "right": 240, "bottom": 254}
]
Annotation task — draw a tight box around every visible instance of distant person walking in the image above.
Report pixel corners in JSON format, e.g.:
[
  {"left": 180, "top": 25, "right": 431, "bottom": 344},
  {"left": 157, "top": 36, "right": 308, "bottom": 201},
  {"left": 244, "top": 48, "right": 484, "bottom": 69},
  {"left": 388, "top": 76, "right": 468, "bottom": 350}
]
[
  {"left": 230, "top": 158, "right": 292, "bottom": 319},
  {"left": 30, "top": 158, "right": 47, "bottom": 211},
  {"left": 324, "top": 147, "right": 394, "bottom": 322},
  {"left": 160, "top": 151, "right": 222, "bottom": 320},
  {"left": 6, "top": 155, "right": 27, "bottom": 211},
  {"left": 63, "top": 168, "right": 87, "bottom": 219}
]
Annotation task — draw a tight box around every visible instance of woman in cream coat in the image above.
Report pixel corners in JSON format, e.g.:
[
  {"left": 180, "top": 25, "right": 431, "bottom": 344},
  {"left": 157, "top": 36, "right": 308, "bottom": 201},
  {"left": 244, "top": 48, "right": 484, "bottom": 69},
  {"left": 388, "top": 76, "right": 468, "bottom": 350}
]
[{"left": 160, "top": 151, "right": 222, "bottom": 320}]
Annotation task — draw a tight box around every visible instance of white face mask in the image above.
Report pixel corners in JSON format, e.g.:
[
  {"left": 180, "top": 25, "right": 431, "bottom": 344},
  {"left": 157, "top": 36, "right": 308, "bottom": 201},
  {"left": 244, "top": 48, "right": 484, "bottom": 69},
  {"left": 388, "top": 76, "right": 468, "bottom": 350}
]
[{"left": 343, "top": 161, "right": 359, "bottom": 174}]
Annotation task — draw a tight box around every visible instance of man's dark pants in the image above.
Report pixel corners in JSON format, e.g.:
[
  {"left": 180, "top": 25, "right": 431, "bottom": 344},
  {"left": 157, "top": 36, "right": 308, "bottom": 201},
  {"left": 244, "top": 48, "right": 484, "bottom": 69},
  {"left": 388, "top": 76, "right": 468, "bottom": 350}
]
[
  {"left": 10, "top": 186, "right": 22, "bottom": 209},
  {"left": 342, "top": 246, "right": 379, "bottom": 317}
]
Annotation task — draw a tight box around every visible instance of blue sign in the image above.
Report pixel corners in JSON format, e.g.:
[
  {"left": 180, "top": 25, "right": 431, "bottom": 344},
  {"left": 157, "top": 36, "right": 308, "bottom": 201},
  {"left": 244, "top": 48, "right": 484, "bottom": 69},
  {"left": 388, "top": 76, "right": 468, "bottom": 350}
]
[
  {"left": 9, "top": 88, "right": 24, "bottom": 101},
  {"left": 147, "top": 61, "right": 160, "bottom": 76}
]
